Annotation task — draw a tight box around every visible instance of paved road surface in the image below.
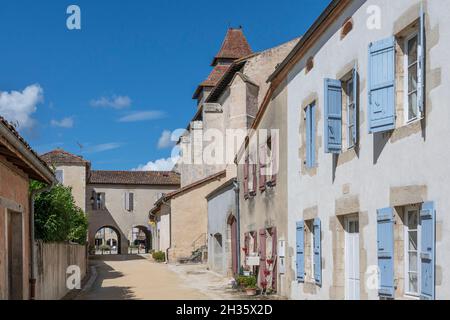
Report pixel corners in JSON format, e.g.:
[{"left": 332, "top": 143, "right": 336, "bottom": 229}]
[{"left": 76, "top": 255, "right": 212, "bottom": 300}]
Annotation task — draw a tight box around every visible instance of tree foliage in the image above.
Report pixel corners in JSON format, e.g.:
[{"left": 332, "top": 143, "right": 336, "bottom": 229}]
[{"left": 30, "top": 181, "right": 88, "bottom": 244}]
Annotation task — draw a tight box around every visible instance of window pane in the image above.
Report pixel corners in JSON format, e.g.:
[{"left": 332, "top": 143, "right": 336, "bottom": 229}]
[
  {"left": 408, "top": 64, "right": 418, "bottom": 92},
  {"left": 408, "top": 35, "right": 418, "bottom": 65},
  {"left": 409, "top": 231, "right": 418, "bottom": 251},
  {"left": 408, "top": 92, "right": 418, "bottom": 120},
  {"left": 409, "top": 273, "right": 418, "bottom": 293},
  {"left": 409, "top": 252, "right": 418, "bottom": 272},
  {"left": 408, "top": 211, "right": 418, "bottom": 229}
]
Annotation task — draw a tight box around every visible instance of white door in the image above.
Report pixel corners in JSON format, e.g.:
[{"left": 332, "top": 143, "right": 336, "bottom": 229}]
[{"left": 345, "top": 216, "right": 360, "bottom": 300}]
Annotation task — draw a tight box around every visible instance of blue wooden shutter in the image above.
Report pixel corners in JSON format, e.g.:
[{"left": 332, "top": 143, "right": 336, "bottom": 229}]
[
  {"left": 377, "top": 207, "right": 395, "bottom": 298},
  {"left": 296, "top": 221, "right": 305, "bottom": 282},
  {"left": 420, "top": 201, "right": 435, "bottom": 300},
  {"left": 418, "top": 4, "right": 425, "bottom": 114},
  {"left": 368, "top": 37, "right": 396, "bottom": 133},
  {"left": 324, "top": 79, "right": 342, "bottom": 153},
  {"left": 313, "top": 218, "right": 322, "bottom": 285},
  {"left": 311, "top": 103, "right": 316, "bottom": 166},
  {"left": 351, "top": 66, "right": 358, "bottom": 146}
]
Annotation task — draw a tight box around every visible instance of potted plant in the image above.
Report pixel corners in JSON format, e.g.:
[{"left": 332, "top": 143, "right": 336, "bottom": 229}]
[{"left": 243, "top": 275, "right": 258, "bottom": 296}]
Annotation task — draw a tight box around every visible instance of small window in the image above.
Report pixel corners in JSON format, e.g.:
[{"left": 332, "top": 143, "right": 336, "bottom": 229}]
[
  {"left": 404, "top": 206, "right": 420, "bottom": 297},
  {"left": 55, "top": 170, "right": 64, "bottom": 184},
  {"left": 404, "top": 33, "right": 420, "bottom": 122},
  {"left": 306, "top": 57, "right": 314, "bottom": 74},
  {"left": 97, "top": 193, "right": 106, "bottom": 210},
  {"left": 305, "top": 102, "right": 316, "bottom": 168},
  {"left": 341, "top": 18, "right": 353, "bottom": 39},
  {"left": 125, "top": 192, "right": 134, "bottom": 212}
]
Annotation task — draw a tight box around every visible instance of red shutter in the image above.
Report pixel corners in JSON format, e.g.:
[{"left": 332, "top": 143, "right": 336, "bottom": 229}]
[
  {"left": 259, "top": 144, "right": 266, "bottom": 191},
  {"left": 258, "top": 228, "right": 267, "bottom": 289},
  {"left": 243, "top": 156, "right": 249, "bottom": 199},
  {"left": 251, "top": 164, "right": 257, "bottom": 196},
  {"left": 271, "top": 227, "right": 277, "bottom": 291},
  {"left": 270, "top": 132, "right": 278, "bottom": 186}
]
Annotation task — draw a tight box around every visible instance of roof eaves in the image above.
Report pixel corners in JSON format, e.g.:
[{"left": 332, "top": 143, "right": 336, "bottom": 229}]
[{"left": 267, "top": 0, "right": 346, "bottom": 83}]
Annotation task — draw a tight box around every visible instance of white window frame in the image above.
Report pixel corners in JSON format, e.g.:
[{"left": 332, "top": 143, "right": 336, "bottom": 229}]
[
  {"left": 403, "top": 204, "right": 421, "bottom": 298},
  {"left": 403, "top": 32, "right": 421, "bottom": 124},
  {"left": 346, "top": 77, "right": 356, "bottom": 149},
  {"left": 310, "top": 224, "right": 315, "bottom": 280}
]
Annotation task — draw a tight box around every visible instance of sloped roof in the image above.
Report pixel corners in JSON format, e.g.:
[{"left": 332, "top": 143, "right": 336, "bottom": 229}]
[
  {"left": 193, "top": 27, "right": 253, "bottom": 100},
  {"left": 0, "top": 116, "right": 54, "bottom": 183},
  {"left": 211, "top": 28, "right": 253, "bottom": 66},
  {"left": 89, "top": 170, "right": 180, "bottom": 186},
  {"left": 41, "top": 149, "right": 89, "bottom": 166},
  {"left": 192, "top": 64, "right": 230, "bottom": 99},
  {"left": 151, "top": 170, "right": 226, "bottom": 214}
]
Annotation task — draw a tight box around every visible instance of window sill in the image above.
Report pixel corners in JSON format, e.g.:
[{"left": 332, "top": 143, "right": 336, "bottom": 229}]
[{"left": 401, "top": 294, "right": 420, "bottom": 300}]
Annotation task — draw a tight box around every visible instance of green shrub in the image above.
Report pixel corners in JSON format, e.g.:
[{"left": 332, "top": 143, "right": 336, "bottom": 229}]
[
  {"left": 31, "top": 181, "right": 88, "bottom": 244},
  {"left": 152, "top": 251, "right": 166, "bottom": 262},
  {"left": 236, "top": 275, "right": 257, "bottom": 289},
  {"left": 99, "top": 244, "right": 111, "bottom": 251}
]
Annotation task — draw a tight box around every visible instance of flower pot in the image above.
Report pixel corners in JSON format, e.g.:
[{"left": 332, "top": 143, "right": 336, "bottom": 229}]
[{"left": 245, "top": 288, "right": 257, "bottom": 296}]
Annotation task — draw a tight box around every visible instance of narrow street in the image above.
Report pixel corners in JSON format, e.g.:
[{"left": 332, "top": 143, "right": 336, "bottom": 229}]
[{"left": 75, "top": 255, "right": 241, "bottom": 300}]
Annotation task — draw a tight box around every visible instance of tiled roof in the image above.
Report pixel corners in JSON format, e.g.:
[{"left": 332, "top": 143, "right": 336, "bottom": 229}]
[
  {"left": 89, "top": 170, "right": 180, "bottom": 186},
  {"left": 193, "top": 28, "right": 253, "bottom": 99},
  {"left": 0, "top": 116, "right": 54, "bottom": 182},
  {"left": 211, "top": 28, "right": 253, "bottom": 66},
  {"left": 200, "top": 64, "right": 230, "bottom": 87},
  {"left": 41, "top": 149, "right": 89, "bottom": 165}
]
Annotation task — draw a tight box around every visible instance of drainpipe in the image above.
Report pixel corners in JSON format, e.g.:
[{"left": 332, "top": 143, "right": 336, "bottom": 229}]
[
  {"left": 29, "top": 181, "right": 54, "bottom": 300},
  {"left": 233, "top": 179, "right": 241, "bottom": 273}
]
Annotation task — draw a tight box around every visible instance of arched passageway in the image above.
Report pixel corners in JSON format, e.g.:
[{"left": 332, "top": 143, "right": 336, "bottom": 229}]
[
  {"left": 94, "top": 226, "right": 122, "bottom": 255},
  {"left": 129, "top": 226, "right": 152, "bottom": 254}
]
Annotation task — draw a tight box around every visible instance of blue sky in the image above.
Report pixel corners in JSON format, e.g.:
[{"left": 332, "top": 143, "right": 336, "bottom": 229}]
[{"left": 0, "top": 0, "right": 330, "bottom": 170}]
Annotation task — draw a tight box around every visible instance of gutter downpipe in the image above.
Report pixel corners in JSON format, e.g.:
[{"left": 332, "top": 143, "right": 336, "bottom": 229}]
[
  {"left": 29, "top": 181, "right": 55, "bottom": 300},
  {"left": 233, "top": 179, "right": 241, "bottom": 273}
]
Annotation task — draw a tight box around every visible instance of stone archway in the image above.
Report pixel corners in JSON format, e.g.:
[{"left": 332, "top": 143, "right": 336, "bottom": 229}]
[
  {"left": 94, "top": 226, "right": 122, "bottom": 255},
  {"left": 130, "top": 226, "right": 152, "bottom": 254}
]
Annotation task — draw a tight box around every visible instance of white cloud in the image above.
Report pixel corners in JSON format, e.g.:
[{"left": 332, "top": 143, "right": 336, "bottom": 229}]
[
  {"left": 118, "top": 111, "right": 165, "bottom": 123},
  {"left": 51, "top": 117, "right": 74, "bottom": 128},
  {"left": 133, "top": 155, "right": 179, "bottom": 171},
  {"left": 83, "top": 142, "right": 122, "bottom": 154},
  {"left": 0, "top": 84, "right": 43, "bottom": 129},
  {"left": 157, "top": 130, "right": 172, "bottom": 149},
  {"left": 90, "top": 95, "right": 131, "bottom": 109},
  {"left": 157, "top": 129, "right": 186, "bottom": 149}
]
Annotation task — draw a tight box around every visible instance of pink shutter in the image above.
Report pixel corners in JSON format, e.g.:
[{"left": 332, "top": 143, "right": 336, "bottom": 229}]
[
  {"left": 271, "top": 227, "right": 277, "bottom": 291},
  {"left": 258, "top": 228, "right": 267, "bottom": 289},
  {"left": 259, "top": 144, "right": 266, "bottom": 191},
  {"left": 243, "top": 156, "right": 249, "bottom": 199},
  {"left": 270, "top": 132, "right": 278, "bottom": 186},
  {"left": 251, "top": 164, "right": 257, "bottom": 195}
]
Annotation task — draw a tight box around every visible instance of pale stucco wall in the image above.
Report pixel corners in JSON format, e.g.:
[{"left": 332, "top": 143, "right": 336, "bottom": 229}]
[
  {"left": 237, "top": 79, "right": 289, "bottom": 296},
  {"left": 207, "top": 184, "right": 236, "bottom": 276},
  {"left": 55, "top": 164, "right": 87, "bottom": 212},
  {"left": 87, "top": 184, "right": 177, "bottom": 254},
  {"left": 168, "top": 176, "right": 227, "bottom": 262},
  {"left": 286, "top": 0, "right": 450, "bottom": 299}
]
